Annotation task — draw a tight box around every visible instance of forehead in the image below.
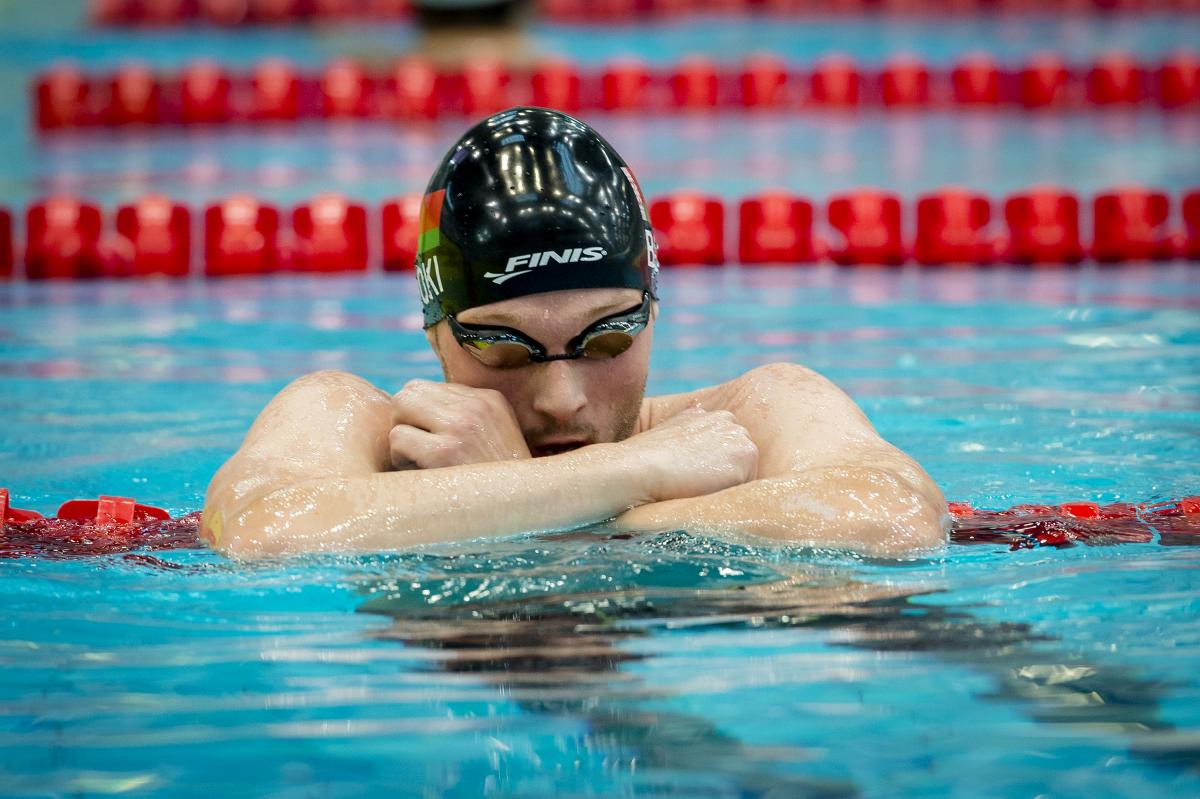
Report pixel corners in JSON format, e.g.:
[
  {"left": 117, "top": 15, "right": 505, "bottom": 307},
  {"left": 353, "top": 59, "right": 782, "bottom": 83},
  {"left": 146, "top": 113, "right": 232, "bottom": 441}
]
[{"left": 456, "top": 288, "right": 643, "bottom": 328}]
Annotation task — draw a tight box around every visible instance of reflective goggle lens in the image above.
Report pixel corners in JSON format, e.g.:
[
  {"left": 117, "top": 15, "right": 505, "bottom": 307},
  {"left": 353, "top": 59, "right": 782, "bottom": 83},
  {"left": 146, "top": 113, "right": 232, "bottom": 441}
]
[
  {"left": 467, "top": 341, "right": 538, "bottom": 369},
  {"left": 580, "top": 330, "right": 636, "bottom": 360}
]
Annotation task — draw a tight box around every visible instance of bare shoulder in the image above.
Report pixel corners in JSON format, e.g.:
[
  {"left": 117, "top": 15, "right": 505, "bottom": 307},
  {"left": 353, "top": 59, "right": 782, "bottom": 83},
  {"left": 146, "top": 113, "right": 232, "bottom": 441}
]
[
  {"left": 643, "top": 362, "right": 867, "bottom": 429},
  {"left": 247, "top": 368, "right": 391, "bottom": 453},
  {"left": 203, "top": 371, "right": 393, "bottom": 539}
]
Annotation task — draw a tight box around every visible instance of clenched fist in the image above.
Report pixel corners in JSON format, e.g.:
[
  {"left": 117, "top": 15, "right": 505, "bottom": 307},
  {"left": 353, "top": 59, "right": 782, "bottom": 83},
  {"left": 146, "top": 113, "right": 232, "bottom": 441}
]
[
  {"left": 390, "top": 380, "right": 531, "bottom": 470},
  {"left": 621, "top": 408, "right": 759, "bottom": 503}
]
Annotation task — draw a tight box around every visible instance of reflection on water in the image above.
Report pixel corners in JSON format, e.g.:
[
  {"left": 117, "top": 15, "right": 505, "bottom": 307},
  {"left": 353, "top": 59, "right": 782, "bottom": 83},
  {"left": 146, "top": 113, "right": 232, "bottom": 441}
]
[{"left": 355, "top": 527, "right": 1194, "bottom": 796}]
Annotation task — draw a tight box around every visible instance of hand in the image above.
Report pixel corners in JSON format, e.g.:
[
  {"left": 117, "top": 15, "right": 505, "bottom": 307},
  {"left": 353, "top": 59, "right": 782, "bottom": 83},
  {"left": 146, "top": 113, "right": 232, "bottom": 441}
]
[
  {"left": 389, "top": 380, "right": 531, "bottom": 470},
  {"left": 620, "top": 408, "right": 758, "bottom": 503}
]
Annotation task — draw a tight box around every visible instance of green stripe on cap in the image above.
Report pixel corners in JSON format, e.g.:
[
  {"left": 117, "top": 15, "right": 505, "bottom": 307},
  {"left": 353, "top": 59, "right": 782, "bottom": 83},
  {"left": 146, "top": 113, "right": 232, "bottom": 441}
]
[{"left": 418, "top": 227, "right": 440, "bottom": 253}]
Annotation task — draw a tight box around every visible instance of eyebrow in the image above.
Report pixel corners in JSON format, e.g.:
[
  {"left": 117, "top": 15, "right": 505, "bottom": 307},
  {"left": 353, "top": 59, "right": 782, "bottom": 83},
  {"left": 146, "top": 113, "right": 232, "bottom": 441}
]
[{"left": 470, "top": 298, "right": 638, "bottom": 328}]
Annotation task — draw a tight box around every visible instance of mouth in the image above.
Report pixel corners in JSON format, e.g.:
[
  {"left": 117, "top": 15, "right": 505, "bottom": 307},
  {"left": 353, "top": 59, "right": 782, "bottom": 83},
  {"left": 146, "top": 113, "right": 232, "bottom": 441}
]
[{"left": 530, "top": 440, "right": 590, "bottom": 457}]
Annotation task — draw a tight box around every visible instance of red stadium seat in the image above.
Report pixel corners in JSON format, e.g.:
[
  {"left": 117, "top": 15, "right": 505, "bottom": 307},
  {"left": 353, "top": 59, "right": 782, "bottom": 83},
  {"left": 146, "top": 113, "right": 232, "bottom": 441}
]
[
  {"left": 737, "top": 193, "right": 818, "bottom": 264},
  {"left": 1156, "top": 52, "right": 1200, "bottom": 109},
  {"left": 290, "top": 194, "right": 369, "bottom": 273},
  {"left": 914, "top": 189, "right": 994, "bottom": 266},
  {"left": 387, "top": 56, "right": 438, "bottom": 121},
  {"left": 670, "top": 57, "right": 720, "bottom": 110},
  {"left": 601, "top": 59, "right": 652, "bottom": 111},
  {"left": 320, "top": 59, "right": 370, "bottom": 118},
  {"left": 180, "top": 61, "right": 233, "bottom": 124},
  {"left": 248, "top": 59, "right": 301, "bottom": 121},
  {"left": 0, "top": 208, "right": 12, "bottom": 279},
  {"left": 381, "top": 195, "right": 422, "bottom": 272},
  {"left": 880, "top": 57, "right": 930, "bottom": 108},
  {"left": 1087, "top": 53, "right": 1146, "bottom": 105},
  {"left": 1003, "top": 188, "right": 1085, "bottom": 264},
  {"left": 115, "top": 195, "right": 191, "bottom": 277},
  {"left": 650, "top": 193, "right": 725, "bottom": 267},
  {"left": 25, "top": 197, "right": 105, "bottom": 280},
  {"left": 951, "top": 54, "right": 1002, "bottom": 106},
  {"left": 205, "top": 196, "right": 279, "bottom": 276},
  {"left": 1019, "top": 54, "right": 1073, "bottom": 109},
  {"left": 738, "top": 54, "right": 789, "bottom": 109},
  {"left": 827, "top": 191, "right": 905, "bottom": 265},
  {"left": 531, "top": 58, "right": 581, "bottom": 113},
  {"left": 106, "top": 63, "right": 161, "bottom": 125},
  {"left": 1091, "top": 189, "right": 1172, "bottom": 263},
  {"left": 809, "top": 56, "right": 860, "bottom": 108},
  {"left": 461, "top": 58, "right": 510, "bottom": 117},
  {"left": 1184, "top": 190, "right": 1200, "bottom": 260},
  {"left": 35, "top": 65, "right": 92, "bottom": 130}
]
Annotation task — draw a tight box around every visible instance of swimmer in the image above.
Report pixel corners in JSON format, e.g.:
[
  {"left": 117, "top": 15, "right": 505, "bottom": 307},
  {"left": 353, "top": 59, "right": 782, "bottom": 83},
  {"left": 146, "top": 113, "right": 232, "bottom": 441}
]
[{"left": 202, "top": 107, "right": 948, "bottom": 558}]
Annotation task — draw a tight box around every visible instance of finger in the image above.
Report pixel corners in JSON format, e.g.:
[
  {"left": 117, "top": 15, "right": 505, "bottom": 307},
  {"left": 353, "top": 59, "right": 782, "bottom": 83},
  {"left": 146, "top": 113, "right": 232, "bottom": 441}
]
[
  {"left": 393, "top": 381, "right": 510, "bottom": 434},
  {"left": 391, "top": 381, "right": 471, "bottom": 431},
  {"left": 388, "top": 424, "right": 460, "bottom": 470}
]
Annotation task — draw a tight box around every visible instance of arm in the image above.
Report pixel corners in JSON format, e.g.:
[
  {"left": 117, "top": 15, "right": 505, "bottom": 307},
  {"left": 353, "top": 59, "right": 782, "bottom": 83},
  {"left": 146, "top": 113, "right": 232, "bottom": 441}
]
[
  {"left": 202, "top": 371, "right": 755, "bottom": 557},
  {"left": 617, "top": 363, "right": 949, "bottom": 557}
]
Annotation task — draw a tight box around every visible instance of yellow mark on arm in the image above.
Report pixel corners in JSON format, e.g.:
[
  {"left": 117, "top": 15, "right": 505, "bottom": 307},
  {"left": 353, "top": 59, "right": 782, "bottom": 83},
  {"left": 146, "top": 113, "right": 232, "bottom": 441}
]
[{"left": 201, "top": 509, "right": 224, "bottom": 548}]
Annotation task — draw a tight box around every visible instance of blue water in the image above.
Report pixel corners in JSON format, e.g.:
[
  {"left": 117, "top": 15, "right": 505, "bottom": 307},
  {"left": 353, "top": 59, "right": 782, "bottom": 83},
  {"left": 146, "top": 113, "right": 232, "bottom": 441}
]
[
  {"left": 2, "top": 266, "right": 1199, "bottom": 798},
  {"left": 3, "top": 3, "right": 1200, "bottom": 798}
]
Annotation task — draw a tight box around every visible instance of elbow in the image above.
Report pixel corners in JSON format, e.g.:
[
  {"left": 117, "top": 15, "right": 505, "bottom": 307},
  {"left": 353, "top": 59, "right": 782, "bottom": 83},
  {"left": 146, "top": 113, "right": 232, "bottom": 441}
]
[
  {"left": 201, "top": 495, "right": 304, "bottom": 559},
  {"left": 856, "top": 482, "right": 949, "bottom": 559}
]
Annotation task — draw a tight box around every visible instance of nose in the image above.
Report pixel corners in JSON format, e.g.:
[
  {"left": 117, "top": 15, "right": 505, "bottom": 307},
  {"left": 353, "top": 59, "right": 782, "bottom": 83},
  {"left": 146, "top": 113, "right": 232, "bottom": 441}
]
[{"left": 530, "top": 359, "right": 588, "bottom": 423}]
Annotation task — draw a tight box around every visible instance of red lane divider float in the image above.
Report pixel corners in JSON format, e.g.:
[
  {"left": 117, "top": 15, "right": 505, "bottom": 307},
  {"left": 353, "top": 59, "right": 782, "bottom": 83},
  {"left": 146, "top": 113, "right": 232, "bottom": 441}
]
[
  {"left": 32, "top": 51, "right": 1200, "bottom": 131},
  {"left": 2, "top": 186, "right": 1200, "bottom": 277},
  {"left": 949, "top": 498, "right": 1200, "bottom": 549},
  {"left": 2, "top": 487, "right": 1198, "bottom": 559},
  {"left": 89, "top": 0, "right": 1200, "bottom": 27},
  {"left": 1, "top": 488, "right": 199, "bottom": 560}
]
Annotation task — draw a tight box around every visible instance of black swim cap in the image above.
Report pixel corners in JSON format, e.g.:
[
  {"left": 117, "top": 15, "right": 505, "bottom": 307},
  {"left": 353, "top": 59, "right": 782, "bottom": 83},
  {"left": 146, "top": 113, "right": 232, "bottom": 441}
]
[{"left": 415, "top": 107, "right": 659, "bottom": 327}]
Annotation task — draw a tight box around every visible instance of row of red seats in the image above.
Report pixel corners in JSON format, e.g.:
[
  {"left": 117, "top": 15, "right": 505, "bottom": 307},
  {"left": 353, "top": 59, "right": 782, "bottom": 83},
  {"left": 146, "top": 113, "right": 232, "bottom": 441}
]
[
  {"left": 89, "top": 0, "right": 1200, "bottom": 26},
  {"left": 34, "top": 52, "right": 1200, "bottom": 130},
  {"left": 2, "top": 186, "right": 1199, "bottom": 279}
]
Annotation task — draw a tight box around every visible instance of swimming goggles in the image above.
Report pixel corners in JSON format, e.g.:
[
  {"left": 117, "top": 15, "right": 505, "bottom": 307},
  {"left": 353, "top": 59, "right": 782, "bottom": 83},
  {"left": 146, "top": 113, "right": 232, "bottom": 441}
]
[{"left": 447, "top": 291, "right": 652, "bottom": 369}]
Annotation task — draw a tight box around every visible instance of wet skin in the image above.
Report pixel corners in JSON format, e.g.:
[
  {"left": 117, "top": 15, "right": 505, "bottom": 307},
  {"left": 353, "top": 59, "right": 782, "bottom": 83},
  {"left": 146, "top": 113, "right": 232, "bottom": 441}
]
[{"left": 202, "top": 287, "right": 948, "bottom": 557}]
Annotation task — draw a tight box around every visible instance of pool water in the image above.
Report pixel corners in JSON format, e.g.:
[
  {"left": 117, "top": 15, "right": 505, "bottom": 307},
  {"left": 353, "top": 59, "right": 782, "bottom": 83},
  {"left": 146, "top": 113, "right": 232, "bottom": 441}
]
[
  {"left": 2, "top": 266, "right": 1199, "bottom": 798},
  {"left": 3, "top": 2, "right": 1200, "bottom": 797}
]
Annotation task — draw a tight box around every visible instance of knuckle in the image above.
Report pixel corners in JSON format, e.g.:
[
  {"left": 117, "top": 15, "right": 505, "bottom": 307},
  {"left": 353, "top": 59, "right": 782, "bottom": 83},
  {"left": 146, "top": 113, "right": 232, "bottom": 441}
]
[{"left": 459, "top": 397, "right": 491, "bottom": 418}]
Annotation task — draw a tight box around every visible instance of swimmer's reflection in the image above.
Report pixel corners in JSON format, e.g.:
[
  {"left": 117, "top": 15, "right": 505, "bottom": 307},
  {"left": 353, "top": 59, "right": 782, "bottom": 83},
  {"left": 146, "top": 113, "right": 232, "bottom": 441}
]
[{"left": 356, "top": 530, "right": 1193, "bottom": 796}]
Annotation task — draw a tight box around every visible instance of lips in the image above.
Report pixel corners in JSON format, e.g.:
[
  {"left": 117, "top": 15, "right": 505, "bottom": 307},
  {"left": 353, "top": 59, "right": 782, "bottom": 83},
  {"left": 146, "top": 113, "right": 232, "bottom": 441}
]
[{"left": 530, "top": 440, "right": 589, "bottom": 457}]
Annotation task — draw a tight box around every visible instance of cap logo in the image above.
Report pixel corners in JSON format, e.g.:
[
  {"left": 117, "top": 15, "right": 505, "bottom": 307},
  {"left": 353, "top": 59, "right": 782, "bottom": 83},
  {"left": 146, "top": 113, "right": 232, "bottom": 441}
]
[{"left": 484, "top": 246, "right": 607, "bottom": 285}]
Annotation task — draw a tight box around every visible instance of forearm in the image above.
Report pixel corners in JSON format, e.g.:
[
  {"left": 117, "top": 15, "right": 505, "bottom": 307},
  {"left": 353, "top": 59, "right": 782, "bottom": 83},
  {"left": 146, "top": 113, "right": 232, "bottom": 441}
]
[
  {"left": 615, "top": 465, "right": 949, "bottom": 558},
  {"left": 213, "top": 443, "right": 647, "bottom": 557}
]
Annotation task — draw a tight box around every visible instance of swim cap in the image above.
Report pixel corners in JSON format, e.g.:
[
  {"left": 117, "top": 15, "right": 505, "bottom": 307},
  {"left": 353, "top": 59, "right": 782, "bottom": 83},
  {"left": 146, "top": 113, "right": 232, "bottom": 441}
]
[{"left": 415, "top": 107, "right": 659, "bottom": 327}]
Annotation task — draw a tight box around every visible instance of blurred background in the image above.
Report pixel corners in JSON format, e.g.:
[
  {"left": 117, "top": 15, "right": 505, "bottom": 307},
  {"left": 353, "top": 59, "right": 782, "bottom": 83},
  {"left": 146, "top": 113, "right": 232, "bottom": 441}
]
[{"left": 2, "top": 0, "right": 1197, "bottom": 217}]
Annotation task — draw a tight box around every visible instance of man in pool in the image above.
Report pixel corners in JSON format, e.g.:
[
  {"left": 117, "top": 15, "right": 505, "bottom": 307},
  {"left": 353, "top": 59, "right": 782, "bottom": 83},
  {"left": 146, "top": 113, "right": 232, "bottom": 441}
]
[{"left": 202, "top": 107, "right": 948, "bottom": 558}]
